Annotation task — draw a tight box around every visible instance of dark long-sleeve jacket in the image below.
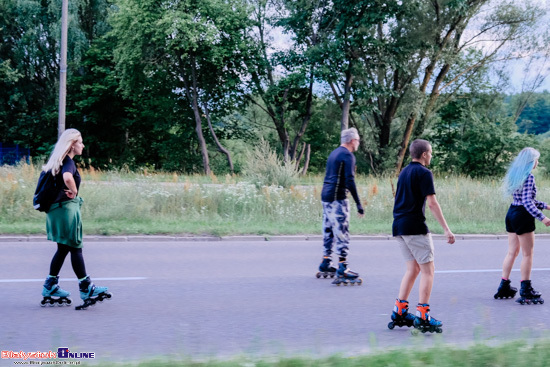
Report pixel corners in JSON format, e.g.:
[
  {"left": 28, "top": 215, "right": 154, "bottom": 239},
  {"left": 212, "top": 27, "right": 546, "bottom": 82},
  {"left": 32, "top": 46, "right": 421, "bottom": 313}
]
[{"left": 321, "top": 146, "right": 362, "bottom": 212}]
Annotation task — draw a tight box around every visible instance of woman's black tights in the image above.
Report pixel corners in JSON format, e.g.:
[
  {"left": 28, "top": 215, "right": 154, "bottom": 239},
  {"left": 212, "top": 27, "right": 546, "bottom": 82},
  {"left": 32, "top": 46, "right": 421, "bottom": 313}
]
[{"left": 49, "top": 243, "right": 87, "bottom": 279}]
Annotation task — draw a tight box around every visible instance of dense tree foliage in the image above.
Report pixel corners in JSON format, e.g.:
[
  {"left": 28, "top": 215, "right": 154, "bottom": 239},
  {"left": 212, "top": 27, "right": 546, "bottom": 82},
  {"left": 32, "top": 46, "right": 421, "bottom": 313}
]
[{"left": 1, "top": 0, "right": 549, "bottom": 176}]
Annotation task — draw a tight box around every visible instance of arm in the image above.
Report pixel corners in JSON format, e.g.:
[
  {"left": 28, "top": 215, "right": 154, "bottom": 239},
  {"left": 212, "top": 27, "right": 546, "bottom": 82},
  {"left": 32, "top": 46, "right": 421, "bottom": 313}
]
[
  {"left": 344, "top": 158, "right": 364, "bottom": 215},
  {"left": 63, "top": 172, "right": 78, "bottom": 199},
  {"left": 426, "top": 194, "right": 455, "bottom": 244},
  {"left": 521, "top": 175, "right": 546, "bottom": 221}
]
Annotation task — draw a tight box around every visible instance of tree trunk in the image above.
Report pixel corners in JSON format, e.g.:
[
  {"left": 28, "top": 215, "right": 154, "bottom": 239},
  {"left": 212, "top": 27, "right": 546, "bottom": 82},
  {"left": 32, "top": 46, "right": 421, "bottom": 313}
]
[
  {"left": 395, "top": 114, "right": 418, "bottom": 175},
  {"left": 301, "top": 144, "right": 311, "bottom": 176},
  {"left": 203, "top": 104, "right": 234, "bottom": 173},
  {"left": 290, "top": 69, "right": 315, "bottom": 160},
  {"left": 185, "top": 57, "right": 210, "bottom": 175},
  {"left": 341, "top": 65, "right": 353, "bottom": 131},
  {"left": 295, "top": 142, "right": 306, "bottom": 170}
]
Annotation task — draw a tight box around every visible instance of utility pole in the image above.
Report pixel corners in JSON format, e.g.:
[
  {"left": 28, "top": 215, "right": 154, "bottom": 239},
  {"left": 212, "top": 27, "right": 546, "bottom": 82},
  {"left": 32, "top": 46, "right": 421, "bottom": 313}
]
[{"left": 58, "top": 0, "right": 68, "bottom": 138}]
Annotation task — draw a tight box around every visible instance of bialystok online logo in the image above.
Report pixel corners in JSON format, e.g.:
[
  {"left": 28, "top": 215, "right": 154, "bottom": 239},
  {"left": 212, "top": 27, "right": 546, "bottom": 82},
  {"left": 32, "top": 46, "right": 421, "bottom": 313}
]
[{"left": 1, "top": 347, "right": 95, "bottom": 361}]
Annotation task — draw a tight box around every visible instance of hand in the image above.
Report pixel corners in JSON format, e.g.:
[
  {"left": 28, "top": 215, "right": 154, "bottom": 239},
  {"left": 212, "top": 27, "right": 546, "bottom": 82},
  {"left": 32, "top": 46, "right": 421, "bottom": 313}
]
[
  {"left": 65, "top": 189, "right": 76, "bottom": 199},
  {"left": 445, "top": 229, "right": 455, "bottom": 245},
  {"left": 543, "top": 217, "right": 550, "bottom": 227},
  {"left": 357, "top": 212, "right": 365, "bottom": 219}
]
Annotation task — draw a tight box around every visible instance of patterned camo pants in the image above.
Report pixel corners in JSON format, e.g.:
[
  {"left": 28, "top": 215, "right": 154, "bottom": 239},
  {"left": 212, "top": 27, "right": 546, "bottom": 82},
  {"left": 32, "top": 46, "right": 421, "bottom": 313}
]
[{"left": 322, "top": 199, "right": 350, "bottom": 258}]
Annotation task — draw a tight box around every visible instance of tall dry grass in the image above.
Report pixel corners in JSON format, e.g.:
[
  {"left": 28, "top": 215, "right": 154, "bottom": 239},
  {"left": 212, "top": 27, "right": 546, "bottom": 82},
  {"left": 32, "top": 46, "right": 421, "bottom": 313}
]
[{"left": 2, "top": 163, "right": 550, "bottom": 235}]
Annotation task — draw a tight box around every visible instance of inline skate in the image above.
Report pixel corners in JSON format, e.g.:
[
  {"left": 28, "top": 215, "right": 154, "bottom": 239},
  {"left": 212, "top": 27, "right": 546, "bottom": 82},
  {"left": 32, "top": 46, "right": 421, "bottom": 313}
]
[
  {"left": 494, "top": 278, "right": 517, "bottom": 299},
  {"left": 388, "top": 299, "right": 415, "bottom": 329},
  {"left": 413, "top": 303, "right": 442, "bottom": 333},
  {"left": 40, "top": 275, "right": 72, "bottom": 307},
  {"left": 316, "top": 256, "right": 337, "bottom": 279},
  {"left": 516, "top": 280, "right": 544, "bottom": 305},
  {"left": 75, "top": 276, "right": 112, "bottom": 310},
  {"left": 331, "top": 261, "right": 362, "bottom": 286}
]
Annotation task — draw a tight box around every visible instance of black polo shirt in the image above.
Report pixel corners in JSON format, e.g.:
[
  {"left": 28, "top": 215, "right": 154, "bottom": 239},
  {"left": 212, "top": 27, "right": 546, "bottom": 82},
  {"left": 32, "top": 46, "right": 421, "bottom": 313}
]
[{"left": 392, "top": 161, "right": 435, "bottom": 236}]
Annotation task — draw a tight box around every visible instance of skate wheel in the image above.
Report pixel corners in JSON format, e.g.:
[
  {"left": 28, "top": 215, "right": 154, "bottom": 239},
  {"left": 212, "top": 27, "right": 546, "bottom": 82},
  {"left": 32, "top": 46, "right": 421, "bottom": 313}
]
[
  {"left": 388, "top": 322, "right": 395, "bottom": 330},
  {"left": 436, "top": 328, "right": 443, "bottom": 333},
  {"left": 323, "top": 274, "right": 328, "bottom": 278},
  {"left": 357, "top": 278, "right": 363, "bottom": 286},
  {"left": 316, "top": 272, "right": 321, "bottom": 279},
  {"left": 40, "top": 300, "right": 47, "bottom": 307}
]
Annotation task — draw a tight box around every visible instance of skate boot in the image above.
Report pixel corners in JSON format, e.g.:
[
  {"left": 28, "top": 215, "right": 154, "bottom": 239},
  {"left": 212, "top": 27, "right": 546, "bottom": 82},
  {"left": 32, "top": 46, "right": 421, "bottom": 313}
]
[
  {"left": 75, "top": 276, "right": 112, "bottom": 310},
  {"left": 413, "top": 303, "right": 442, "bottom": 333},
  {"left": 516, "top": 280, "right": 544, "bottom": 305},
  {"left": 316, "top": 256, "right": 337, "bottom": 279},
  {"left": 40, "top": 275, "right": 72, "bottom": 307},
  {"left": 388, "top": 299, "right": 416, "bottom": 329},
  {"left": 494, "top": 278, "right": 517, "bottom": 299},
  {"left": 332, "top": 261, "right": 362, "bottom": 286}
]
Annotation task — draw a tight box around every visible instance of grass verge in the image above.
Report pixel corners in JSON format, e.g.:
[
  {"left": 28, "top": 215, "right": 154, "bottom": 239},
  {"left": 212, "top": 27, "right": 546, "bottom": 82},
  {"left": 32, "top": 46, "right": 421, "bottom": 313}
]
[{"left": 80, "top": 339, "right": 550, "bottom": 366}]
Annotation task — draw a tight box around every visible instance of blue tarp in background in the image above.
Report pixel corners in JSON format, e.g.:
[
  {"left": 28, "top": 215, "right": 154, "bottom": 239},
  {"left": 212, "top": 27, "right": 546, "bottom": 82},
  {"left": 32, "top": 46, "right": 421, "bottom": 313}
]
[{"left": 0, "top": 143, "right": 30, "bottom": 165}]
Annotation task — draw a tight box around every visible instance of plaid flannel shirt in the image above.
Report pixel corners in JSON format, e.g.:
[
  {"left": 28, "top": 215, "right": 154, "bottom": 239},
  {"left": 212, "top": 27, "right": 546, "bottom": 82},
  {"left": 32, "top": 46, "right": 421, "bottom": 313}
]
[{"left": 512, "top": 173, "right": 547, "bottom": 221}]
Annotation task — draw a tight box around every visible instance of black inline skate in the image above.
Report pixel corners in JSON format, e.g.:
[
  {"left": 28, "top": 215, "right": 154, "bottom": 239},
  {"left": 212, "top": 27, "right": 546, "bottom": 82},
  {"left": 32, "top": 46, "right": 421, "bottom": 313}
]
[
  {"left": 412, "top": 303, "right": 442, "bottom": 333},
  {"left": 494, "top": 278, "right": 517, "bottom": 299},
  {"left": 40, "top": 275, "right": 72, "bottom": 307},
  {"left": 316, "top": 256, "right": 337, "bottom": 279},
  {"left": 331, "top": 261, "right": 362, "bottom": 286},
  {"left": 516, "top": 280, "right": 544, "bottom": 305},
  {"left": 388, "top": 299, "right": 415, "bottom": 329},
  {"left": 75, "top": 276, "right": 112, "bottom": 310}
]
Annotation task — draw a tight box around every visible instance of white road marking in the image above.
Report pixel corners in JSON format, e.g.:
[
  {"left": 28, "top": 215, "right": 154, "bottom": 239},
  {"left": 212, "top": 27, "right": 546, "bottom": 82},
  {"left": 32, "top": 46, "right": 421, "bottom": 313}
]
[
  {"left": 435, "top": 268, "right": 550, "bottom": 274},
  {"left": 0, "top": 277, "right": 147, "bottom": 283}
]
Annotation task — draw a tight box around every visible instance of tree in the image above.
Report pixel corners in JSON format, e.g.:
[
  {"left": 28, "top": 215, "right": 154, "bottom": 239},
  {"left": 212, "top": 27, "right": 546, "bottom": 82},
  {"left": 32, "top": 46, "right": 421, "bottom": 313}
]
[
  {"left": 111, "top": 0, "right": 252, "bottom": 174},
  {"left": 428, "top": 93, "right": 536, "bottom": 177}
]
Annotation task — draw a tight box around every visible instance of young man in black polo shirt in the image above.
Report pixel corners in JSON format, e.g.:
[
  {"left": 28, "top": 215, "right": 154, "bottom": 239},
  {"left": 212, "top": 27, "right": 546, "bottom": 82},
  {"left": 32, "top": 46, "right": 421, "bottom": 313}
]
[
  {"left": 318, "top": 128, "right": 364, "bottom": 285},
  {"left": 388, "top": 139, "right": 455, "bottom": 333}
]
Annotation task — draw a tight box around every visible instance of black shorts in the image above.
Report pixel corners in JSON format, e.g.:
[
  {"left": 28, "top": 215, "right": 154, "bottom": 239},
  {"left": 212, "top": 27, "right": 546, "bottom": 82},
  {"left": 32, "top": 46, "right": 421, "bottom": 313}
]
[{"left": 505, "top": 205, "right": 536, "bottom": 235}]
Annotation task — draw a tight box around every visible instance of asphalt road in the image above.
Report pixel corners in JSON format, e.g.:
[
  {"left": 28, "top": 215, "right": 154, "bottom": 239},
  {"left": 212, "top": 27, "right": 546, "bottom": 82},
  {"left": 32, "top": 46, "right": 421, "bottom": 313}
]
[{"left": 2, "top": 237, "right": 550, "bottom": 364}]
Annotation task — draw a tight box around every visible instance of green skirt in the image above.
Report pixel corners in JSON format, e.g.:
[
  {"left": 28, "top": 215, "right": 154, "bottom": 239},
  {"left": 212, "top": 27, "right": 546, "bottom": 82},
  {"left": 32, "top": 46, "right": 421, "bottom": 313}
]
[{"left": 46, "top": 197, "right": 84, "bottom": 248}]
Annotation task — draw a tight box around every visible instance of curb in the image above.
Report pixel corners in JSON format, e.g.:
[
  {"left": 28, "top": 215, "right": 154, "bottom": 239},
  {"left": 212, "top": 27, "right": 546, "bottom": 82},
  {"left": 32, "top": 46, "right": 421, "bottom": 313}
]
[{"left": 3, "top": 234, "right": 550, "bottom": 242}]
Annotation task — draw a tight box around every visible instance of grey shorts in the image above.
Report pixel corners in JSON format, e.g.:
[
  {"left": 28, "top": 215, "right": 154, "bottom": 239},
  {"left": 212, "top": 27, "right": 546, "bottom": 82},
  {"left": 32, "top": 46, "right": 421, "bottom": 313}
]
[{"left": 395, "top": 234, "right": 434, "bottom": 264}]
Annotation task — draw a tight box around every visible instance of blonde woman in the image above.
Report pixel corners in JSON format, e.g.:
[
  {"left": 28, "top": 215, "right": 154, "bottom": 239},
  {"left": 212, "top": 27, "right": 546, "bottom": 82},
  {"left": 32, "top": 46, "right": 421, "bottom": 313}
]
[{"left": 40, "top": 129, "right": 111, "bottom": 310}]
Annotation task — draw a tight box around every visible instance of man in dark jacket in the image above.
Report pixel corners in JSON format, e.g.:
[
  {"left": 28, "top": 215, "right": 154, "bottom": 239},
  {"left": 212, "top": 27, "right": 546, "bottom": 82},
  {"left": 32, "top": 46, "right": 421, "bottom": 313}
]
[{"left": 317, "top": 128, "right": 364, "bottom": 285}]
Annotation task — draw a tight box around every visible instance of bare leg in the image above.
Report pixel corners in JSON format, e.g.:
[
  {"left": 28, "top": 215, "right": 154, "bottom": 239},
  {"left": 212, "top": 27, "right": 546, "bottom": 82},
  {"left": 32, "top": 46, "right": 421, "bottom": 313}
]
[
  {"left": 518, "top": 231, "right": 535, "bottom": 281},
  {"left": 418, "top": 261, "right": 435, "bottom": 304},
  {"left": 502, "top": 233, "right": 520, "bottom": 279},
  {"left": 398, "top": 260, "right": 420, "bottom": 301}
]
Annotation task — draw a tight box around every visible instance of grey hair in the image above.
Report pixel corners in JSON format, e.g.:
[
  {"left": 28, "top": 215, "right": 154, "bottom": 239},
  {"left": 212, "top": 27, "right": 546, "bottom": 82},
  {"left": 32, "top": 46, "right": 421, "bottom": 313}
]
[{"left": 341, "top": 128, "right": 359, "bottom": 144}]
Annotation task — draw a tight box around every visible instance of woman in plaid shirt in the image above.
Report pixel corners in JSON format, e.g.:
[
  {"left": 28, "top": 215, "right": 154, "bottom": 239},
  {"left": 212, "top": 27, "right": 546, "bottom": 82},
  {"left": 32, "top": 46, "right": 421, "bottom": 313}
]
[{"left": 494, "top": 148, "right": 550, "bottom": 304}]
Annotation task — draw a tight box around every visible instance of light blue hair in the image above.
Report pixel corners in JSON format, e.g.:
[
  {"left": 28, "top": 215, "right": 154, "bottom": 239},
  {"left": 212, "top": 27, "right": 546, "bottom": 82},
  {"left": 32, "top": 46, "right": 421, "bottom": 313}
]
[{"left": 502, "top": 147, "right": 540, "bottom": 196}]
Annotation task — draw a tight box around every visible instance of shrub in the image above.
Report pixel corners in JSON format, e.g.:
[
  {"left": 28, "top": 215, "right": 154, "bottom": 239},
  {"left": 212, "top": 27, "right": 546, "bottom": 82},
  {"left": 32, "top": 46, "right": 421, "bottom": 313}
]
[{"left": 242, "top": 139, "right": 298, "bottom": 188}]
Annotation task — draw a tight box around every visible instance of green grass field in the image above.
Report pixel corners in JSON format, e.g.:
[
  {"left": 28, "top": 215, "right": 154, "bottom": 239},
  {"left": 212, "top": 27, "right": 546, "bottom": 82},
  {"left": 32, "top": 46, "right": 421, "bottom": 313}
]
[{"left": 3, "top": 163, "right": 550, "bottom": 236}]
